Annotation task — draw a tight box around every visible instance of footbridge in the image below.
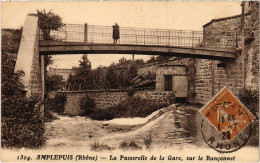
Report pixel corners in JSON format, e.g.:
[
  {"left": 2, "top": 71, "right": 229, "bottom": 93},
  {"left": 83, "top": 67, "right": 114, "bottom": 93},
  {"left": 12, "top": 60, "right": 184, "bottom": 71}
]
[
  {"left": 39, "top": 23, "right": 237, "bottom": 60},
  {"left": 15, "top": 14, "right": 238, "bottom": 101}
]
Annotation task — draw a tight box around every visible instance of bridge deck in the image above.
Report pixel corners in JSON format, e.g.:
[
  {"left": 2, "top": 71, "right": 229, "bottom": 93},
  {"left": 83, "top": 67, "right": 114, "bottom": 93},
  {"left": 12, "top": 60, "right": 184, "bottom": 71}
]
[{"left": 39, "top": 41, "right": 236, "bottom": 60}]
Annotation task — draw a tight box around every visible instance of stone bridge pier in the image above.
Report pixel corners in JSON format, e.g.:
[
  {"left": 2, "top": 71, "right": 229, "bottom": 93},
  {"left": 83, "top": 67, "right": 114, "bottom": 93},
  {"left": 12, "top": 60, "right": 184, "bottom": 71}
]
[{"left": 14, "top": 14, "right": 45, "bottom": 112}]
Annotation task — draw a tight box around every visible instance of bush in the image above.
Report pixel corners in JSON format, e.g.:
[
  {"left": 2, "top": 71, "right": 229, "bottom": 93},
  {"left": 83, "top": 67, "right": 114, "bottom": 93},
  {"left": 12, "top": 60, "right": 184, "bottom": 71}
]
[
  {"left": 119, "top": 140, "right": 142, "bottom": 151},
  {"left": 1, "top": 98, "right": 45, "bottom": 148},
  {"left": 1, "top": 51, "right": 45, "bottom": 148},
  {"left": 80, "top": 94, "right": 96, "bottom": 116},
  {"left": 126, "top": 87, "right": 135, "bottom": 97},
  {"left": 90, "top": 97, "right": 166, "bottom": 120},
  {"left": 90, "top": 142, "right": 114, "bottom": 152},
  {"left": 46, "top": 93, "right": 67, "bottom": 114},
  {"left": 1, "top": 84, "right": 46, "bottom": 148},
  {"left": 239, "top": 89, "right": 259, "bottom": 120}
]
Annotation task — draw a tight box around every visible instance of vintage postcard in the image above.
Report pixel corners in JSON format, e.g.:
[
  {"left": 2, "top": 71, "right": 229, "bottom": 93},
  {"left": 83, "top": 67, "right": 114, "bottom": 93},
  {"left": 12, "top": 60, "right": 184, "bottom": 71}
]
[{"left": 1, "top": 1, "right": 259, "bottom": 162}]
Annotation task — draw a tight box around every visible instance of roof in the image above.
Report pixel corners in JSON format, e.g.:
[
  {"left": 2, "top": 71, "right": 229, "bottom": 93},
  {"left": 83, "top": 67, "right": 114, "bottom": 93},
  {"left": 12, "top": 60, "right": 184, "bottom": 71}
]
[
  {"left": 130, "top": 75, "right": 145, "bottom": 84},
  {"left": 133, "top": 80, "right": 155, "bottom": 88}
]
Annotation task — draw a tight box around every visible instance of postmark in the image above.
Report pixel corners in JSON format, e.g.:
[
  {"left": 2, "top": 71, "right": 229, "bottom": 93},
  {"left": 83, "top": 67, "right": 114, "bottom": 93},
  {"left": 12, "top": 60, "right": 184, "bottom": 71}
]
[{"left": 199, "top": 87, "right": 254, "bottom": 153}]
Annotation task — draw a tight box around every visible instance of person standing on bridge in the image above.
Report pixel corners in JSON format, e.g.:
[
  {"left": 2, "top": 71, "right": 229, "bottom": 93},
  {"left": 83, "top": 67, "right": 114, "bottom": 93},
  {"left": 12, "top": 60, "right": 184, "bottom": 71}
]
[{"left": 113, "top": 23, "right": 120, "bottom": 44}]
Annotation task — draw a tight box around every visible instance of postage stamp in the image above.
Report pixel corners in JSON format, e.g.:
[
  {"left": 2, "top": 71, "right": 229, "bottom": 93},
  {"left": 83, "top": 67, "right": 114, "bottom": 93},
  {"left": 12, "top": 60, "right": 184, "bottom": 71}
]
[{"left": 200, "top": 87, "right": 255, "bottom": 153}]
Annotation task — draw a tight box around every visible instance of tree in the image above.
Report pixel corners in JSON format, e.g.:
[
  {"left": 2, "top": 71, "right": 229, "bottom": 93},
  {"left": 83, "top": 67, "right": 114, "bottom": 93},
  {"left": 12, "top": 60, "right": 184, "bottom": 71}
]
[
  {"left": 1, "top": 28, "right": 22, "bottom": 53},
  {"left": 67, "top": 57, "right": 93, "bottom": 90},
  {"left": 1, "top": 51, "right": 45, "bottom": 148},
  {"left": 66, "top": 57, "right": 144, "bottom": 90},
  {"left": 37, "top": 9, "right": 64, "bottom": 70},
  {"left": 37, "top": 9, "right": 64, "bottom": 40},
  {"left": 46, "top": 74, "right": 64, "bottom": 91},
  {"left": 1, "top": 52, "right": 25, "bottom": 99},
  {"left": 37, "top": 9, "right": 64, "bottom": 94},
  {"left": 105, "top": 63, "right": 119, "bottom": 89}
]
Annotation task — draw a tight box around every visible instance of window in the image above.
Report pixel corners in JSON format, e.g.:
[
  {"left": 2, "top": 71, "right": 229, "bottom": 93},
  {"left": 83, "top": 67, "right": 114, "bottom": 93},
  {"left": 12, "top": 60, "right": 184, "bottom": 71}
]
[{"left": 164, "top": 75, "right": 172, "bottom": 91}]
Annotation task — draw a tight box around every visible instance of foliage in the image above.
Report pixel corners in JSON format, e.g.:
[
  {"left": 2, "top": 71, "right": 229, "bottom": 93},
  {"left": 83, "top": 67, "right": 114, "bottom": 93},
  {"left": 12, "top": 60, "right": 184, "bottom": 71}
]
[
  {"left": 239, "top": 89, "right": 259, "bottom": 119},
  {"left": 146, "top": 55, "right": 174, "bottom": 64},
  {"left": 89, "top": 97, "right": 166, "bottom": 120},
  {"left": 37, "top": 9, "right": 64, "bottom": 94},
  {"left": 1, "top": 97, "right": 45, "bottom": 148},
  {"left": 90, "top": 142, "right": 114, "bottom": 152},
  {"left": 67, "top": 57, "right": 144, "bottom": 90},
  {"left": 44, "top": 55, "right": 53, "bottom": 70},
  {"left": 37, "top": 9, "right": 64, "bottom": 30},
  {"left": 46, "top": 74, "right": 64, "bottom": 91},
  {"left": 79, "top": 94, "right": 96, "bottom": 116},
  {"left": 37, "top": 9, "right": 64, "bottom": 40},
  {"left": 44, "top": 109, "right": 58, "bottom": 122},
  {"left": 119, "top": 140, "right": 142, "bottom": 151},
  {"left": 126, "top": 87, "right": 135, "bottom": 97},
  {"left": 143, "top": 129, "right": 152, "bottom": 149},
  {"left": 1, "top": 52, "right": 45, "bottom": 148},
  {"left": 1, "top": 28, "right": 22, "bottom": 53},
  {"left": 0, "top": 10, "right": 65, "bottom": 148},
  {"left": 37, "top": 9, "right": 63, "bottom": 68},
  {"left": 50, "top": 93, "right": 67, "bottom": 114}
]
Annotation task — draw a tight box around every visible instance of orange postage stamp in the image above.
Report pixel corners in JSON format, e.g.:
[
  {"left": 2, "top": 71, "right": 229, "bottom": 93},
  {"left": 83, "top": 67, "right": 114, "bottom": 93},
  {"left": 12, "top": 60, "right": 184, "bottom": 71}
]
[{"left": 200, "top": 87, "right": 254, "bottom": 142}]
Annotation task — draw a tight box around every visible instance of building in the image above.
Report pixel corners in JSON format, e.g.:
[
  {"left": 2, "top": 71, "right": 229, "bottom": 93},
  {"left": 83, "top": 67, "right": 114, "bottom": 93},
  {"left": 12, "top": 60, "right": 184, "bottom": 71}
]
[
  {"left": 48, "top": 67, "right": 77, "bottom": 81},
  {"left": 48, "top": 54, "right": 90, "bottom": 81}
]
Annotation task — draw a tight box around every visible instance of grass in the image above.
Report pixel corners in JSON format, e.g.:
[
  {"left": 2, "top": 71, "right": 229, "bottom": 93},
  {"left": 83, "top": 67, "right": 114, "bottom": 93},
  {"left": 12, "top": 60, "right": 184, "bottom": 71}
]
[
  {"left": 90, "top": 142, "right": 114, "bottom": 152},
  {"left": 119, "top": 140, "right": 142, "bottom": 151},
  {"left": 143, "top": 128, "right": 152, "bottom": 149}
]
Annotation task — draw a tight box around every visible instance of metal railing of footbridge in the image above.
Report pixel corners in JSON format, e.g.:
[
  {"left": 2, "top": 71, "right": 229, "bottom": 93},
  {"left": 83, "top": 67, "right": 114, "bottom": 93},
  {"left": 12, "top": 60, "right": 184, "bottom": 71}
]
[{"left": 39, "top": 23, "right": 238, "bottom": 48}]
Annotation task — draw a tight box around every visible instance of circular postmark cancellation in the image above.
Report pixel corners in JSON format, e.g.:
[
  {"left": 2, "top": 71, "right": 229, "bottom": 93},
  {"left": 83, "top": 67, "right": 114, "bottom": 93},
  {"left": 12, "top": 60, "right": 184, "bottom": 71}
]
[{"left": 199, "top": 87, "right": 254, "bottom": 153}]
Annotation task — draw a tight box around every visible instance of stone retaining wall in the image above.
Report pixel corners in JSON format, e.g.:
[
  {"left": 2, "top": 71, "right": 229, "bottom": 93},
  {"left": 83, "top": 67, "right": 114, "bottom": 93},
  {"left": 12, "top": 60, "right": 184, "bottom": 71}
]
[{"left": 60, "top": 89, "right": 174, "bottom": 116}]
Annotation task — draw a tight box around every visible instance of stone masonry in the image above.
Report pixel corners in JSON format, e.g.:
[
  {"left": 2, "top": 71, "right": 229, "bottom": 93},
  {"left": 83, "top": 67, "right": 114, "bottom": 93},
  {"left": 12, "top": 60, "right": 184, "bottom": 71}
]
[
  {"left": 194, "top": 1, "right": 259, "bottom": 104},
  {"left": 15, "top": 14, "right": 43, "bottom": 97},
  {"left": 61, "top": 89, "right": 173, "bottom": 116}
]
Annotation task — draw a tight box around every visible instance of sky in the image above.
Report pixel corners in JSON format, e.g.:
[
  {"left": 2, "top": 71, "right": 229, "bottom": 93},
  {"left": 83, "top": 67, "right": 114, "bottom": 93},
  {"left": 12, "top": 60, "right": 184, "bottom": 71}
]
[{"left": 2, "top": 1, "right": 242, "bottom": 69}]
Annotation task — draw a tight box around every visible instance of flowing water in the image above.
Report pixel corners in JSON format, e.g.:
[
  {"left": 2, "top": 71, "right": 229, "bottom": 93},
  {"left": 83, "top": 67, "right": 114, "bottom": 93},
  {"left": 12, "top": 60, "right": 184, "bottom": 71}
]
[{"left": 43, "top": 104, "right": 258, "bottom": 151}]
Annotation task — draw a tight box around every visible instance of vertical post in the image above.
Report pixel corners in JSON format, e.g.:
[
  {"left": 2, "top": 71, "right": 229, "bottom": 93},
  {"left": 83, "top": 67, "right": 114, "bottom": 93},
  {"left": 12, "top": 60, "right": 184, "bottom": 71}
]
[
  {"left": 192, "top": 31, "right": 194, "bottom": 48},
  {"left": 135, "top": 29, "right": 137, "bottom": 45},
  {"left": 168, "top": 30, "right": 171, "bottom": 46},
  {"left": 132, "top": 54, "right": 135, "bottom": 61},
  {"left": 64, "top": 25, "right": 67, "bottom": 42},
  {"left": 144, "top": 29, "right": 145, "bottom": 45},
  {"left": 157, "top": 29, "right": 159, "bottom": 45},
  {"left": 84, "top": 23, "right": 88, "bottom": 43},
  {"left": 40, "top": 55, "right": 45, "bottom": 114}
]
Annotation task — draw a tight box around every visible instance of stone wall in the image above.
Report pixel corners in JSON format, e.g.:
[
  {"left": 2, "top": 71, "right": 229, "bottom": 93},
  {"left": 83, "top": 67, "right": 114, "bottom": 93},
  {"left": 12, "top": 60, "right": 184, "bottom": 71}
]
[
  {"left": 243, "top": 1, "right": 259, "bottom": 91},
  {"left": 61, "top": 89, "right": 174, "bottom": 116},
  {"left": 62, "top": 90, "right": 128, "bottom": 116},
  {"left": 203, "top": 14, "right": 247, "bottom": 48},
  {"left": 193, "top": 1, "right": 259, "bottom": 104},
  {"left": 134, "top": 90, "right": 174, "bottom": 106}
]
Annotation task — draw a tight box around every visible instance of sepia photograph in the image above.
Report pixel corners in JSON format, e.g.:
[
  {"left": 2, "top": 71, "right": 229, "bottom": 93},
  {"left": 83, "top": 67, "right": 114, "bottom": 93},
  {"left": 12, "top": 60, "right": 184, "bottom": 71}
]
[{"left": 1, "top": 1, "right": 259, "bottom": 162}]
